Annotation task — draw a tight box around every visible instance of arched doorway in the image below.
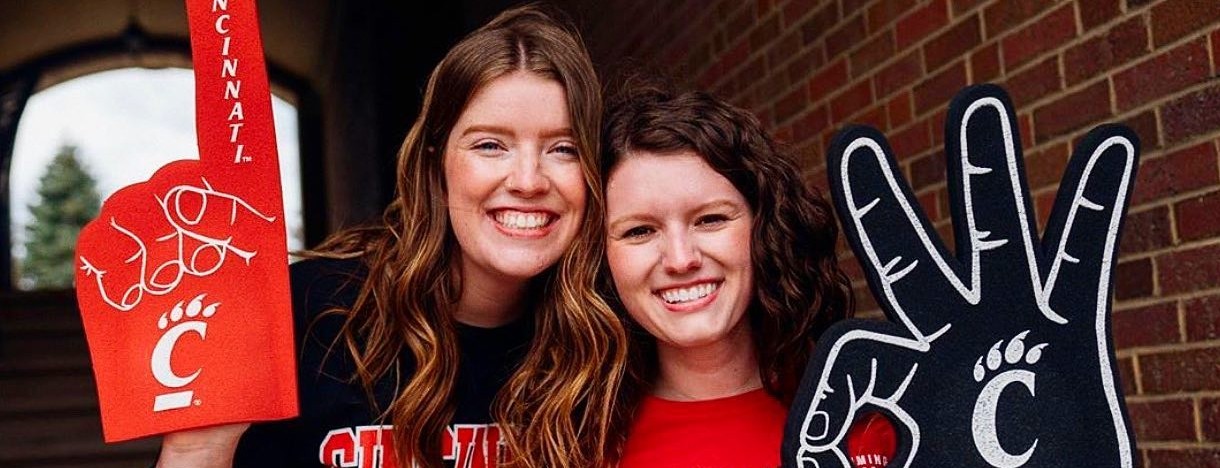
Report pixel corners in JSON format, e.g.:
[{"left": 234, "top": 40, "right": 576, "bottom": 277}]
[{"left": 9, "top": 66, "right": 304, "bottom": 291}]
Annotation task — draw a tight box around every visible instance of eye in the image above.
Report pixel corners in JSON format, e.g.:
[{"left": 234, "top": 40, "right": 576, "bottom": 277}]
[
  {"left": 551, "top": 143, "right": 580, "bottom": 159},
  {"left": 472, "top": 140, "right": 506, "bottom": 153},
  {"left": 695, "top": 213, "right": 730, "bottom": 227},
  {"left": 621, "top": 225, "right": 655, "bottom": 240}
]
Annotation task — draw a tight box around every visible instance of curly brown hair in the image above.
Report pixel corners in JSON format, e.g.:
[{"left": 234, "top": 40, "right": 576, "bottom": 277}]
[
  {"left": 601, "top": 79, "right": 853, "bottom": 451},
  {"left": 308, "top": 5, "right": 626, "bottom": 467}
]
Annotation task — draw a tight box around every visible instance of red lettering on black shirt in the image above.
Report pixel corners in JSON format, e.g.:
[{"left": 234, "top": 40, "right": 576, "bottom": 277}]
[{"left": 320, "top": 424, "right": 505, "bottom": 468}]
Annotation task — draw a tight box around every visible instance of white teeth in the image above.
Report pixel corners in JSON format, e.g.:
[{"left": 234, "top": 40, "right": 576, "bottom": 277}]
[
  {"left": 660, "top": 283, "right": 718, "bottom": 304},
  {"left": 495, "top": 211, "right": 552, "bottom": 229}
]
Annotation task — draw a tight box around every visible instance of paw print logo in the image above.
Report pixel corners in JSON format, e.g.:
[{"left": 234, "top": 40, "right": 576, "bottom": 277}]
[
  {"left": 971, "top": 331, "right": 1048, "bottom": 467},
  {"left": 150, "top": 294, "right": 219, "bottom": 412}
]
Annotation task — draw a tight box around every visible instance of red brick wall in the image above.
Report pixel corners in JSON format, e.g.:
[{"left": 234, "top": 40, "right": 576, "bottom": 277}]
[{"left": 576, "top": 0, "right": 1220, "bottom": 464}]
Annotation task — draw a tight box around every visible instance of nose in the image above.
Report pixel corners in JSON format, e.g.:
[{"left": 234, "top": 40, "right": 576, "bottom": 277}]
[
  {"left": 661, "top": 231, "right": 702, "bottom": 274},
  {"left": 505, "top": 152, "right": 550, "bottom": 197}
]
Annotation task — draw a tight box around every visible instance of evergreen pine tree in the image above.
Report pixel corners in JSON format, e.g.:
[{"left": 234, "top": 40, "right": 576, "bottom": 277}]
[{"left": 21, "top": 144, "right": 101, "bottom": 289}]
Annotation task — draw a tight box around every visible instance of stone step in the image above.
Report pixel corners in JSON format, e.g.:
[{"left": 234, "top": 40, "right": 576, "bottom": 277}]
[{"left": 0, "top": 292, "right": 156, "bottom": 466}]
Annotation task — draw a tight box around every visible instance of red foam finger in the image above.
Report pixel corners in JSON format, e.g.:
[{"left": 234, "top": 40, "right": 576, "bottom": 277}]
[{"left": 74, "top": 0, "right": 296, "bottom": 442}]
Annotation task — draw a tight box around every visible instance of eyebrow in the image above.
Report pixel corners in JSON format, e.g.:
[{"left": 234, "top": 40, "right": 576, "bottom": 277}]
[
  {"left": 606, "top": 213, "right": 654, "bottom": 233},
  {"left": 458, "top": 124, "right": 575, "bottom": 140},
  {"left": 606, "top": 199, "right": 745, "bottom": 232}
]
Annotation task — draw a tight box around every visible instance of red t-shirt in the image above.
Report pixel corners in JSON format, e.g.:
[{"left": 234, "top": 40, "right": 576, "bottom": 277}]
[{"left": 619, "top": 389, "right": 786, "bottom": 468}]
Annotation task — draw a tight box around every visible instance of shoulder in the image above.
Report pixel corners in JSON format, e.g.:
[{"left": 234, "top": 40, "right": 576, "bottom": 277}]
[
  {"left": 288, "top": 257, "right": 366, "bottom": 322},
  {"left": 287, "top": 257, "right": 367, "bottom": 378},
  {"left": 290, "top": 257, "right": 366, "bottom": 304}
]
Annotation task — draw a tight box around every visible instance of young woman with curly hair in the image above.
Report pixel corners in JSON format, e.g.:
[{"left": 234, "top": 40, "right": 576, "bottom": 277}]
[
  {"left": 156, "top": 5, "right": 626, "bottom": 468},
  {"left": 601, "top": 82, "right": 853, "bottom": 467}
]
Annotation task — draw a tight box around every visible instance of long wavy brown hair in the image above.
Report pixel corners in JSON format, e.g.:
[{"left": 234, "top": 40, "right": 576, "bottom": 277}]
[
  {"left": 601, "top": 80, "right": 854, "bottom": 453},
  {"left": 309, "top": 5, "right": 626, "bottom": 467}
]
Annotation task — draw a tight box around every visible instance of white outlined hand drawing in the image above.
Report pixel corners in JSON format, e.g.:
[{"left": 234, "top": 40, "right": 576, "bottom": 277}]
[
  {"left": 78, "top": 177, "right": 276, "bottom": 311},
  {"left": 783, "top": 85, "right": 1139, "bottom": 467}
]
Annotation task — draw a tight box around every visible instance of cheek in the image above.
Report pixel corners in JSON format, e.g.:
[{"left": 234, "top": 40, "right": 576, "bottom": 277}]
[
  {"left": 443, "top": 155, "right": 468, "bottom": 203},
  {"left": 556, "top": 165, "right": 587, "bottom": 212},
  {"left": 607, "top": 245, "right": 649, "bottom": 298},
  {"left": 711, "top": 225, "right": 755, "bottom": 296}
]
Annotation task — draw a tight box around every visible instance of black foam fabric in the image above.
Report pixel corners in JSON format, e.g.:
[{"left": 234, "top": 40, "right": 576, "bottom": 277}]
[{"left": 783, "top": 84, "right": 1141, "bottom": 467}]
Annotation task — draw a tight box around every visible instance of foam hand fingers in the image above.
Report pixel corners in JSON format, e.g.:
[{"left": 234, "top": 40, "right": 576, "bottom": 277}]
[
  {"left": 1040, "top": 125, "right": 1140, "bottom": 321},
  {"left": 828, "top": 128, "right": 964, "bottom": 342},
  {"left": 784, "top": 320, "right": 923, "bottom": 468},
  {"left": 943, "top": 85, "right": 1045, "bottom": 312}
]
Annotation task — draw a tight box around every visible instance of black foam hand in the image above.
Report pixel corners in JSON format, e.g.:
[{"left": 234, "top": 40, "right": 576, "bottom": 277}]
[{"left": 783, "top": 84, "right": 1140, "bottom": 467}]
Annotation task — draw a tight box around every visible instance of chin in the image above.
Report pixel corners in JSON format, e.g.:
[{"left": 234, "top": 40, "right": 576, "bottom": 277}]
[
  {"left": 490, "top": 254, "right": 560, "bottom": 280},
  {"left": 662, "top": 327, "right": 727, "bottom": 349}
]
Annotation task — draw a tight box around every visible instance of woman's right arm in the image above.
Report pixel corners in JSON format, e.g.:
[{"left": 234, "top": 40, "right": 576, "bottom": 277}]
[{"left": 155, "top": 423, "right": 250, "bottom": 468}]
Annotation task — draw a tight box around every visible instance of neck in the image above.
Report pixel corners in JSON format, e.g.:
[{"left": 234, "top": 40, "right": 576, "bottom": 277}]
[
  {"left": 652, "top": 321, "right": 760, "bottom": 401},
  {"left": 452, "top": 258, "right": 529, "bottom": 328}
]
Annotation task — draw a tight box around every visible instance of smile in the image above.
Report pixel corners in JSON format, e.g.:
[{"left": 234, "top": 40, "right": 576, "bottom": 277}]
[
  {"left": 493, "top": 209, "right": 556, "bottom": 230},
  {"left": 658, "top": 282, "right": 720, "bottom": 304}
]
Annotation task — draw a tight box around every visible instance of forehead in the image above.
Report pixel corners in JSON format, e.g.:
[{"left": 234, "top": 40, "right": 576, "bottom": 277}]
[
  {"left": 606, "top": 150, "right": 745, "bottom": 213},
  {"left": 452, "top": 72, "right": 572, "bottom": 134}
]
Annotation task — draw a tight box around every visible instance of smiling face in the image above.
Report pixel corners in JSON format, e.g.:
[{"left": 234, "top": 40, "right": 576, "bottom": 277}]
[
  {"left": 605, "top": 151, "right": 755, "bottom": 351},
  {"left": 444, "top": 71, "right": 586, "bottom": 288}
]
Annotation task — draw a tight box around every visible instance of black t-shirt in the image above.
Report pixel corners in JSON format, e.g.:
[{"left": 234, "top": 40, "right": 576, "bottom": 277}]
[{"left": 234, "top": 257, "right": 533, "bottom": 467}]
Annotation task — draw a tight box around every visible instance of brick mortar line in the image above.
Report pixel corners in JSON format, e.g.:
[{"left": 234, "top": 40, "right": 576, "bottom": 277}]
[
  {"left": 1122, "top": 0, "right": 1153, "bottom": 16},
  {"left": 777, "top": 5, "right": 1010, "bottom": 122},
  {"left": 1014, "top": 170, "right": 1219, "bottom": 217},
  {"left": 1215, "top": 139, "right": 1220, "bottom": 189},
  {"left": 778, "top": 0, "right": 837, "bottom": 40},
  {"left": 945, "top": 0, "right": 986, "bottom": 20},
  {"left": 675, "top": 0, "right": 755, "bottom": 85},
  {"left": 603, "top": 2, "right": 664, "bottom": 60},
  {"left": 729, "top": 45, "right": 805, "bottom": 118},
  {"left": 1167, "top": 190, "right": 1183, "bottom": 248},
  {"left": 1179, "top": 299, "right": 1189, "bottom": 343},
  {"left": 982, "top": 2, "right": 1078, "bottom": 69},
  {"left": 1017, "top": 80, "right": 1220, "bottom": 161},
  {"left": 842, "top": 279, "right": 1220, "bottom": 325},
  {"left": 907, "top": 18, "right": 1217, "bottom": 125},
  {"left": 805, "top": 6, "right": 969, "bottom": 110},
  {"left": 752, "top": 8, "right": 834, "bottom": 85},
  {"left": 1208, "top": 22, "right": 1216, "bottom": 77},
  {"left": 1022, "top": 22, "right": 1212, "bottom": 110},
  {"left": 722, "top": 2, "right": 800, "bottom": 84},
  {"left": 703, "top": 34, "right": 757, "bottom": 91},
  {"left": 1125, "top": 182, "right": 1220, "bottom": 216},
  {"left": 1133, "top": 353, "right": 1145, "bottom": 394},
  {"left": 654, "top": 13, "right": 717, "bottom": 73},
  {"left": 633, "top": 1, "right": 1218, "bottom": 126},
  {"left": 1104, "top": 31, "right": 1217, "bottom": 101},
  {"left": 1034, "top": 128, "right": 1217, "bottom": 175},
  {"left": 1126, "top": 391, "right": 1220, "bottom": 402},
  {"left": 1113, "top": 285, "right": 1220, "bottom": 311},
  {"left": 1195, "top": 394, "right": 1205, "bottom": 443},
  {"left": 1112, "top": 230, "right": 1220, "bottom": 263},
  {"left": 1137, "top": 441, "right": 1220, "bottom": 450},
  {"left": 1116, "top": 338, "right": 1220, "bottom": 357},
  {"left": 1152, "top": 244, "right": 1164, "bottom": 296}
]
